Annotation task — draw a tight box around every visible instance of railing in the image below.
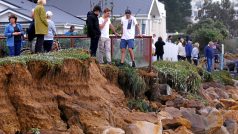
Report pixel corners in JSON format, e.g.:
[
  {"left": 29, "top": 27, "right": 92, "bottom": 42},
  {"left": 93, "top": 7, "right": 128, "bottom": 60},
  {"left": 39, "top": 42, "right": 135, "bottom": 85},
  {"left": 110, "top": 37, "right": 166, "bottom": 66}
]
[{"left": 0, "top": 35, "right": 152, "bottom": 67}]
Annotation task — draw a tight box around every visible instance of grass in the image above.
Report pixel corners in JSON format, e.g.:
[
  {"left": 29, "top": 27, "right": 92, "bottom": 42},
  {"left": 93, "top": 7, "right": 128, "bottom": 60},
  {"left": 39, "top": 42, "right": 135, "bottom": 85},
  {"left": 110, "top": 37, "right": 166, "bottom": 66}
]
[
  {"left": 211, "top": 70, "right": 234, "bottom": 86},
  {"left": 153, "top": 61, "right": 204, "bottom": 93},
  {"left": 0, "top": 49, "right": 90, "bottom": 67}
]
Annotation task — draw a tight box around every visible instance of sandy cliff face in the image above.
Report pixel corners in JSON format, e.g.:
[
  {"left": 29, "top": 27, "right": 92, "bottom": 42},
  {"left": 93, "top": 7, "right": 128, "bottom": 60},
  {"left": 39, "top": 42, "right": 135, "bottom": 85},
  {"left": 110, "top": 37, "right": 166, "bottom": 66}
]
[{"left": 0, "top": 59, "right": 160, "bottom": 134}]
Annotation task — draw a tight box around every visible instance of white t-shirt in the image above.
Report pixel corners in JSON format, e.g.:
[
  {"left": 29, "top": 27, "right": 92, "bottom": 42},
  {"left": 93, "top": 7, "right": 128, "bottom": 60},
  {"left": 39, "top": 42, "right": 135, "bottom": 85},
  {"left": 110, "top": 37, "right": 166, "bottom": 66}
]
[
  {"left": 99, "top": 17, "right": 111, "bottom": 38},
  {"left": 121, "top": 16, "right": 138, "bottom": 40}
]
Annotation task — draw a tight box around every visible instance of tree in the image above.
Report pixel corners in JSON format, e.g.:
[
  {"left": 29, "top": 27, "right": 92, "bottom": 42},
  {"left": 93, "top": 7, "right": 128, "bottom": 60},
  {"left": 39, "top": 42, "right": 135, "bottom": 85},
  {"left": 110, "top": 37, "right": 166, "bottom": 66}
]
[
  {"left": 198, "top": 0, "right": 238, "bottom": 37},
  {"left": 186, "top": 18, "right": 228, "bottom": 51},
  {"left": 159, "top": 0, "right": 192, "bottom": 33}
]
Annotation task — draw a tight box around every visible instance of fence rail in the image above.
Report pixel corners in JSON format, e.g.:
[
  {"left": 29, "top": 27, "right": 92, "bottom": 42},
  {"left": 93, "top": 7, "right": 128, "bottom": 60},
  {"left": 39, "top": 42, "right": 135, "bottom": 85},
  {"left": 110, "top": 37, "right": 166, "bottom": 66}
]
[{"left": 0, "top": 35, "right": 152, "bottom": 67}]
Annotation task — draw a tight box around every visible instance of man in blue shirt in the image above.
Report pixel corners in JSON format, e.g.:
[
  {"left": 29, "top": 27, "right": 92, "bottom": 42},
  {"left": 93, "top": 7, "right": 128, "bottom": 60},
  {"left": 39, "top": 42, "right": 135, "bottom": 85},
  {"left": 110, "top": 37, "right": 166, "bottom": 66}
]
[
  {"left": 65, "top": 25, "right": 77, "bottom": 36},
  {"left": 204, "top": 41, "right": 214, "bottom": 72},
  {"left": 185, "top": 40, "right": 193, "bottom": 63}
]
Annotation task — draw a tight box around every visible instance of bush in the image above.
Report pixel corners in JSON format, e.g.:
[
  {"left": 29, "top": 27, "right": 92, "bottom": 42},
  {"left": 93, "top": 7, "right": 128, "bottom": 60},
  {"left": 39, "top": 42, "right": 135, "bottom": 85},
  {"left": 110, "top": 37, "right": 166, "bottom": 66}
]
[
  {"left": 127, "top": 99, "right": 152, "bottom": 112},
  {"left": 212, "top": 71, "right": 234, "bottom": 86},
  {"left": 118, "top": 67, "right": 146, "bottom": 98},
  {"left": 153, "top": 61, "right": 209, "bottom": 93},
  {"left": 197, "top": 66, "right": 213, "bottom": 82}
]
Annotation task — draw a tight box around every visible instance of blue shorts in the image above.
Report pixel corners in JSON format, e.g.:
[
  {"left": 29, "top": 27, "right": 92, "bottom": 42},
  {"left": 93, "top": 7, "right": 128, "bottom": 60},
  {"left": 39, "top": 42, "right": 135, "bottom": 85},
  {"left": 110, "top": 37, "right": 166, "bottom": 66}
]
[{"left": 120, "top": 39, "right": 134, "bottom": 49}]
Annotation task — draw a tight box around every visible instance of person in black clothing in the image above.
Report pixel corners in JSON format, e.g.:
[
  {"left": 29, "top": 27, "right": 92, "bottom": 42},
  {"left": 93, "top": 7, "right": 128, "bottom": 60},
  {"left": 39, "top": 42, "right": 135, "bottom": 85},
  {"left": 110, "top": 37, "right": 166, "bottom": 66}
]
[
  {"left": 155, "top": 37, "right": 165, "bottom": 61},
  {"left": 86, "top": 5, "right": 101, "bottom": 57},
  {"left": 28, "top": 9, "right": 35, "bottom": 42}
]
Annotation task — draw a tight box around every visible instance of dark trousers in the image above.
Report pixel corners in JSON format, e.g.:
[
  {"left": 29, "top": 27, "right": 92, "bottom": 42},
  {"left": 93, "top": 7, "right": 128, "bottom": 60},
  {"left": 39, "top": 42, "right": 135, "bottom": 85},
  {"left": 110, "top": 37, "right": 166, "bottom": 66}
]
[
  {"left": 14, "top": 41, "right": 21, "bottom": 56},
  {"left": 35, "top": 34, "right": 44, "bottom": 53},
  {"left": 8, "top": 41, "right": 21, "bottom": 56},
  {"left": 193, "top": 59, "right": 198, "bottom": 66},
  {"left": 214, "top": 54, "right": 219, "bottom": 63},
  {"left": 178, "top": 55, "right": 186, "bottom": 61},
  {"left": 186, "top": 56, "right": 192, "bottom": 63},
  {"left": 43, "top": 40, "right": 53, "bottom": 52},
  {"left": 90, "top": 37, "right": 100, "bottom": 57},
  {"left": 157, "top": 54, "right": 163, "bottom": 61}
]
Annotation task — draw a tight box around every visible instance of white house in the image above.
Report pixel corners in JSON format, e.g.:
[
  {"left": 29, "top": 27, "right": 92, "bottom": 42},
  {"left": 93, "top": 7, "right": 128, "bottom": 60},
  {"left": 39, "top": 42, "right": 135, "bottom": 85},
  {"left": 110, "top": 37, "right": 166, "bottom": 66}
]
[
  {"left": 0, "top": 0, "right": 85, "bottom": 34},
  {"left": 47, "top": 0, "right": 167, "bottom": 39},
  {"left": 191, "top": 0, "right": 238, "bottom": 22}
]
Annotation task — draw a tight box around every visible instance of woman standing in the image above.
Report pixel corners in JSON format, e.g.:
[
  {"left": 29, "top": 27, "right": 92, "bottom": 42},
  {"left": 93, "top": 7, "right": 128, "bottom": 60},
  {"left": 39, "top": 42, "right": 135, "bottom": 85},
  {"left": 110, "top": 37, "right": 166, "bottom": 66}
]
[
  {"left": 34, "top": 0, "right": 48, "bottom": 53},
  {"left": 155, "top": 37, "right": 165, "bottom": 61},
  {"left": 177, "top": 38, "right": 186, "bottom": 61},
  {"left": 4, "top": 14, "right": 24, "bottom": 56},
  {"left": 191, "top": 42, "right": 200, "bottom": 66},
  {"left": 44, "top": 11, "right": 56, "bottom": 52}
]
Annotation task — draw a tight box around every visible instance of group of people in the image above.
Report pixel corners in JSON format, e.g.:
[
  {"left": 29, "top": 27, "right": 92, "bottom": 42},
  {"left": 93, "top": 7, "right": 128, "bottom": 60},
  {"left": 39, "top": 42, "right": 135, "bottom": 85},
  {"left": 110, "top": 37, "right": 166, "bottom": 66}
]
[
  {"left": 4, "top": 2, "right": 142, "bottom": 68},
  {"left": 4, "top": 0, "right": 56, "bottom": 56},
  {"left": 177, "top": 37, "right": 200, "bottom": 66},
  {"left": 153, "top": 35, "right": 221, "bottom": 72},
  {"left": 153, "top": 36, "right": 200, "bottom": 66},
  {"left": 3, "top": 0, "right": 220, "bottom": 72},
  {"left": 86, "top": 6, "right": 141, "bottom": 67}
]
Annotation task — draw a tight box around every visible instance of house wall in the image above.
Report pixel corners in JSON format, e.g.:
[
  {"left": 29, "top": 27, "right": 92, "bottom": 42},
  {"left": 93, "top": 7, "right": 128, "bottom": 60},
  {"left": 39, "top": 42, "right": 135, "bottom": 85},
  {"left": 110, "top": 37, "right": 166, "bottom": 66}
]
[
  {"left": 150, "top": 18, "right": 166, "bottom": 40},
  {"left": 147, "top": 1, "right": 167, "bottom": 40}
]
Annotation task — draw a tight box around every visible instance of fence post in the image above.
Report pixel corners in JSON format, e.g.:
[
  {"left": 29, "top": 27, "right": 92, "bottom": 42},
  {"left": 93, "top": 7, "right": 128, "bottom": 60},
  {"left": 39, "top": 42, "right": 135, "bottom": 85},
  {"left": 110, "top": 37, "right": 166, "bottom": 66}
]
[
  {"left": 110, "top": 36, "right": 114, "bottom": 60},
  {"left": 70, "top": 38, "right": 75, "bottom": 48},
  {"left": 220, "top": 44, "right": 224, "bottom": 70},
  {"left": 149, "top": 36, "right": 152, "bottom": 70}
]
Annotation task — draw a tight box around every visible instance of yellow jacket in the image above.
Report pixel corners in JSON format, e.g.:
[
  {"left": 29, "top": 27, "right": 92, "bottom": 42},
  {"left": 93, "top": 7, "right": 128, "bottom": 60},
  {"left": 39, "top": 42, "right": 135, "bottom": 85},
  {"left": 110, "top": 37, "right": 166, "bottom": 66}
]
[{"left": 34, "top": 4, "right": 48, "bottom": 35}]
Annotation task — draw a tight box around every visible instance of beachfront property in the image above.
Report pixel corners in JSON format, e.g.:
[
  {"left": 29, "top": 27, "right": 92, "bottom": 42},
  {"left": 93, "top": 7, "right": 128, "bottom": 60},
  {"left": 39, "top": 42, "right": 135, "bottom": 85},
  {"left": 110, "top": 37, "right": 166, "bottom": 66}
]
[
  {"left": 0, "top": 0, "right": 84, "bottom": 34},
  {"left": 0, "top": 0, "right": 167, "bottom": 38}
]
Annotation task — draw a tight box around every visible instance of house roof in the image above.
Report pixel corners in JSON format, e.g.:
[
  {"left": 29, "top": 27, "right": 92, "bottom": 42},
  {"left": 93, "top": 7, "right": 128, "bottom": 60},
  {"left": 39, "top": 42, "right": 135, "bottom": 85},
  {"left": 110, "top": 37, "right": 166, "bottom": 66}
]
[
  {"left": 47, "top": 0, "right": 154, "bottom": 17},
  {"left": 0, "top": 0, "right": 85, "bottom": 25},
  {"left": 1, "top": 0, "right": 35, "bottom": 9},
  {"left": 45, "top": 5, "right": 86, "bottom": 25}
]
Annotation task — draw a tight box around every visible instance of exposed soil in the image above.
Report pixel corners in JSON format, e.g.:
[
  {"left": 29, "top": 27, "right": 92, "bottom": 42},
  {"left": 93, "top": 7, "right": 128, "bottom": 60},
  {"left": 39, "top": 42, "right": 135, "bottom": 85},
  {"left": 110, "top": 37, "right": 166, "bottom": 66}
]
[{"left": 0, "top": 59, "right": 159, "bottom": 134}]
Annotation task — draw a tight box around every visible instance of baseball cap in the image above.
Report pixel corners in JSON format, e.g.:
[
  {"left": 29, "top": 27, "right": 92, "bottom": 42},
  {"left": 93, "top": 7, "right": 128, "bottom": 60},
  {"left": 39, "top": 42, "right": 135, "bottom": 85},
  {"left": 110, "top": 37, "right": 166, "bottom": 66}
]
[{"left": 125, "top": 9, "right": 131, "bottom": 14}]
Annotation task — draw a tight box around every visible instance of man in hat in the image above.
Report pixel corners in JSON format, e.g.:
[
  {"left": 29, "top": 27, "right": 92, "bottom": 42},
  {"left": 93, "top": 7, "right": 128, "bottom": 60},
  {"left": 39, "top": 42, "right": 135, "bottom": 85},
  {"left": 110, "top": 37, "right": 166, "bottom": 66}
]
[{"left": 120, "top": 9, "right": 141, "bottom": 67}]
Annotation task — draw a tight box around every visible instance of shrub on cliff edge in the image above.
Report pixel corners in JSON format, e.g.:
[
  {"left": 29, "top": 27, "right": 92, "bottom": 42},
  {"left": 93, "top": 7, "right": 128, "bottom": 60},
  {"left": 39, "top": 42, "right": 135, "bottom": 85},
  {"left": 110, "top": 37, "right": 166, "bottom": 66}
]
[{"left": 153, "top": 61, "right": 211, "bottom": 93}]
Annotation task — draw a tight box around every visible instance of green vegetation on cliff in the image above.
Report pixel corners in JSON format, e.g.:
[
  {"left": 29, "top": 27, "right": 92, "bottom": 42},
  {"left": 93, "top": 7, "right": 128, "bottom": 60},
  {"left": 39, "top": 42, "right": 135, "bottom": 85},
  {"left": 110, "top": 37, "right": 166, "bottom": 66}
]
[
  {"left": 153, "top": 61, "right": 211, "bottom": 93},
  {"left": 118, "top": 67, "right": 146, "bottom": 98},
  {"left": 0, "top": 49, "right": 90, "bottom": 67},
  {"left": 211, "top": 71, "right": 234, "bottom": 86}
]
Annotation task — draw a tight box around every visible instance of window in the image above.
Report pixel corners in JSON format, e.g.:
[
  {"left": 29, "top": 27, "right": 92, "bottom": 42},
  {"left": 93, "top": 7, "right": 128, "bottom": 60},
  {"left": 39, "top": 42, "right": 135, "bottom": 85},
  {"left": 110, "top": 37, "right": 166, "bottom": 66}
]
[{"left": 142, "top": 23, "right": 146, "bottom": 34}]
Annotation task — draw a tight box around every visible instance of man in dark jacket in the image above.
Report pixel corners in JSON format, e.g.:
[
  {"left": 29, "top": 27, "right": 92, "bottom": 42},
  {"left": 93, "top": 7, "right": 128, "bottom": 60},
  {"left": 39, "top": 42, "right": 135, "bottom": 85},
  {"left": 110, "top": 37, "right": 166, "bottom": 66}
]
[
  {"left": 155, "top": 37, "right": 165, "bottom": 61},
  {"left": 86, "top": 5, "right": 101, "bottom": 57},
  {"left": 204, "top": 41, "right": 214, "bottom": 72}
]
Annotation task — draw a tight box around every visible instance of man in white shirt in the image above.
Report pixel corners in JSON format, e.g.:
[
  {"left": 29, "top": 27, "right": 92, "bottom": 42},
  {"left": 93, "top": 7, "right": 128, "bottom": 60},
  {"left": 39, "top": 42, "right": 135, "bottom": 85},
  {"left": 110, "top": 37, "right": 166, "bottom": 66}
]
[
  {"left": 120, "top": 9, "right": 141, "bottom": 67},
  {"left": 98, "top": 8, "right": 118, "bottom": 64}
]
